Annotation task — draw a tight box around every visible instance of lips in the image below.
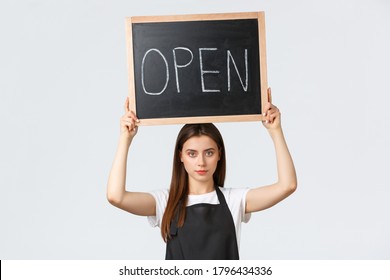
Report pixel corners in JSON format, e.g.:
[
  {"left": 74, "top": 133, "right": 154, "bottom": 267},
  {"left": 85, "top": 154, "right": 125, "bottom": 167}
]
[{"left": 195, "top": 170, "right": 207, "bottom": 175}]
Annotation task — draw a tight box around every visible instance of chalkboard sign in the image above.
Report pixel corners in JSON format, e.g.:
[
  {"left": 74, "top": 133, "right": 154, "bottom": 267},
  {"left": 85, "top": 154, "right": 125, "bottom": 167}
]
[{"left": 125, "top": 12, "right": 268, "bottom": 125}]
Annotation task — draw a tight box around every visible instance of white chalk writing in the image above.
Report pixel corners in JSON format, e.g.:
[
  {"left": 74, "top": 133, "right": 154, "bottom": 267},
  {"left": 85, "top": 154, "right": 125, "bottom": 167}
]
[{"left": 141, "top": 48, "right": 169, "bottom": 95}]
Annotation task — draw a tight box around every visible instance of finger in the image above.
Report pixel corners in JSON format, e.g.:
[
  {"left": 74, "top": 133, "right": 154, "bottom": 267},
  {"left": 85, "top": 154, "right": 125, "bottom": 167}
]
[
  {"left": 266, "top": 105, "right": 278, "bottom": 115},
  {"left": 121, "top": 114, "right": 135, "bottom": 125},
  {"left": 129, "top": 111, "right": 140, "bottom": 123},
  {"left": 268, "top": 105, "right": 279, "bottom": 116},
  {"left": 125, "top": 111, "right": 139, "bottom": 122},
  {"left": 270, "top": 106, "right": 281, "bottom": 121},
  {"left": 121, "top": 114, "right": 134, "bottom": 123},
  {"left": 121, "top": 120, "right": 133, "bottom": 130},
  {"left": 122, "top": 114, "right": 139, "bottom": 132},
  {"left": 124, "top": 97, "right": 130, "bottom": 113},
  {"left": 263, "top": 102, "right": 271, "bottom": 117},
  {"left": 121, "top": 117, "right": 134, "bottom": 124},
  {"left": 268, "top": 112, "right": 279, "bottom": 123},
  {"left": 267, "top": 87, "right": 272, "bottom": 103}
]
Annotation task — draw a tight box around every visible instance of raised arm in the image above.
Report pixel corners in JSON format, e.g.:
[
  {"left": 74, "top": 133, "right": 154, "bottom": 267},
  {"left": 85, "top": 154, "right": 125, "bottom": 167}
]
[
  {"left": 245, "top": 89, "right": 297, "bottom": 213},
  {"left": 106, "top": 97, "right": 156, "bottom": 216}
]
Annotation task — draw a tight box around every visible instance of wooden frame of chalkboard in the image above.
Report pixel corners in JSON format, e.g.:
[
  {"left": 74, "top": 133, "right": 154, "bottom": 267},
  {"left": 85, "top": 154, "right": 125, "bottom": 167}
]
[{"left": 125, "top": 12, "right": 268, "bottom": 125}]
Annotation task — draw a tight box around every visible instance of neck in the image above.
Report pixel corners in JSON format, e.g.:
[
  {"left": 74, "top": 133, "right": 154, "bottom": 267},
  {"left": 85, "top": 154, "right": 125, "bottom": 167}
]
[{"left": 188, "top": 179, "right": 215, "bottom": 195}]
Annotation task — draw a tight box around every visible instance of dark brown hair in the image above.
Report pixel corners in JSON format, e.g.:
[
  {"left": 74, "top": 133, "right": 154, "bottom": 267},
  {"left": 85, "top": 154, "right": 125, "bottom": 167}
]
[{"left": 161, "top": 123, "right": 226, "bottom": 241}]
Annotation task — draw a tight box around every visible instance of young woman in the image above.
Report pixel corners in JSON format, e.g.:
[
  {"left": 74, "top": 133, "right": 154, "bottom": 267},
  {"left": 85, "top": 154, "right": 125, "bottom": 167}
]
[{"left": 107, "top": 89, "right": 297, "bottom": 259}]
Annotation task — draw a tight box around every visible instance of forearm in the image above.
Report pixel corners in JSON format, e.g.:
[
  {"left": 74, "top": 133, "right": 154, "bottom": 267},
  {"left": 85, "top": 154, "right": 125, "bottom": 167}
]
[
  {"left": 107, "top": 135, "right": 133, "bottom": 204},
  {"left": 269, "top": 127, "right": 297, "bottom": 192}
]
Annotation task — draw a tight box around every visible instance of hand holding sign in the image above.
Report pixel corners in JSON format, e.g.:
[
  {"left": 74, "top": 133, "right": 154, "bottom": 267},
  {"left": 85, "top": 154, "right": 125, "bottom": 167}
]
[
  {"left": 120, "top": 97, "right": 140, "bottom": 139},
  {"left": 262, "top": 87, "right": 281, "bottom": 130}
]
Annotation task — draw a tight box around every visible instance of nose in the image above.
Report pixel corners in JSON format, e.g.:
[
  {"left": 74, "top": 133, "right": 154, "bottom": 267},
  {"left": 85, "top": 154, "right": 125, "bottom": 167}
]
[{"left": 197, "top": 154, "right": 206, "bottom": 166}]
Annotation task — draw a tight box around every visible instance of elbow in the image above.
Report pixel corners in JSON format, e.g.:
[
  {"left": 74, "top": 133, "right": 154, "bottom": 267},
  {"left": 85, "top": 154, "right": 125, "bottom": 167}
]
[
  {"left": 288, "top": 179, "right": 298, "bottom": 194},
  {"left": 282, "top": 179, "right": 298, "bottom": 196},
  {"left": 106, "top": 191, "right": 122, "bottom": 207},
  {"left": 289, "top": 181, "right": 298, "bottom": 194},
  {"left": 286, "top": 171, "right": 298, "bottom": 195}
]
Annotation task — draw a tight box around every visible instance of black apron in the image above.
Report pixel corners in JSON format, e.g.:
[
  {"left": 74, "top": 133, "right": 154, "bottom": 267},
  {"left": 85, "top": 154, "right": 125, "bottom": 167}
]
[{"left": 165, "top": 186, "right": 239, "bottom": 260}]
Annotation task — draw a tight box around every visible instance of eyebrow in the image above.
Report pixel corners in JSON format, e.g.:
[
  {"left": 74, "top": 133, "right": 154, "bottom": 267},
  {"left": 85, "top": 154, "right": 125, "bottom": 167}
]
[{"left": 185, "top": 148, "right": 216, "bottom": 152}]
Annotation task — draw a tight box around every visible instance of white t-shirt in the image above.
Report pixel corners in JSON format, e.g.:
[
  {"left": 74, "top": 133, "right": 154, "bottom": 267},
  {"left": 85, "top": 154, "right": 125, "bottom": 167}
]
[{"left": 148, "top": 187, "right": 251, "bottom": 248}]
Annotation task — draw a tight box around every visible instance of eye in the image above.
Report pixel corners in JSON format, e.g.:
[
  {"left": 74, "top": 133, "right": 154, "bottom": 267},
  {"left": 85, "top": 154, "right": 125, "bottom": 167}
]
[
  {"left": 205, "top": 150, "right": 214, "bottom": 157},
  {"left": 187, "top": 151, "right": 197, "bottom": 158}
]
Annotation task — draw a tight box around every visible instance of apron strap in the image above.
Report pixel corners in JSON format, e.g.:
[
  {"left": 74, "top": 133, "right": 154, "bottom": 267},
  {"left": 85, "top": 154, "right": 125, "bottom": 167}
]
[{"left": 215, "top": 186, "right": 227, "bottom": 206}]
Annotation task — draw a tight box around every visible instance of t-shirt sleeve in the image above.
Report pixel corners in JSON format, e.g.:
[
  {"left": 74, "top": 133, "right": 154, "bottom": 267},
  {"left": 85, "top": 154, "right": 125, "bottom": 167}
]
[
  {"left": 221, "top": 187, "right": 251, "bottom": 224},
  {"left": 240, "top": 188, "right": 251, "bottom": 223},
  {"left": 147, "top": 189, "right": 169, "bottom": 228}
]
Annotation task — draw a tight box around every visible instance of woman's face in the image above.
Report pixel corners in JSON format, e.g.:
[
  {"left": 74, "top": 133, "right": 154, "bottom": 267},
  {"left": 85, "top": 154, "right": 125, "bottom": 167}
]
[{"left": 180, "top": 135, "right": 220, "bottom": 186}]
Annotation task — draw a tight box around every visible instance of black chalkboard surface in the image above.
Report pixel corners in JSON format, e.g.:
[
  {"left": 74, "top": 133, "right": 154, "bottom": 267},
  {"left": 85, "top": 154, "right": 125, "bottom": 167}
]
[{"left": 125, "top": 12, "right": 268, "bottom": 125}]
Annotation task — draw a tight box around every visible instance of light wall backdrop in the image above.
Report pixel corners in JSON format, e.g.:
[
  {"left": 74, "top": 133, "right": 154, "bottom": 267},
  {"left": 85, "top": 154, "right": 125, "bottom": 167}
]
[{"left": 1, "top": 0, "right": 389, "bottom": 259}]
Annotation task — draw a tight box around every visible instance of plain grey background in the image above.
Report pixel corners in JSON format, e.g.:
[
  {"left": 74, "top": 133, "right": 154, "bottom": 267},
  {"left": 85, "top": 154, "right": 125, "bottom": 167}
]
[{"left": 1, "top": 0, "right": 389, "bottom": 259}]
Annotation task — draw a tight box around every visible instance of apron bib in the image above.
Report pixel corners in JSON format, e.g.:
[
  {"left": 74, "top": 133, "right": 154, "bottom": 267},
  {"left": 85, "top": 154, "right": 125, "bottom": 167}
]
[{"left": 165, "top": 187, "right": 239, "bottom": 260}]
